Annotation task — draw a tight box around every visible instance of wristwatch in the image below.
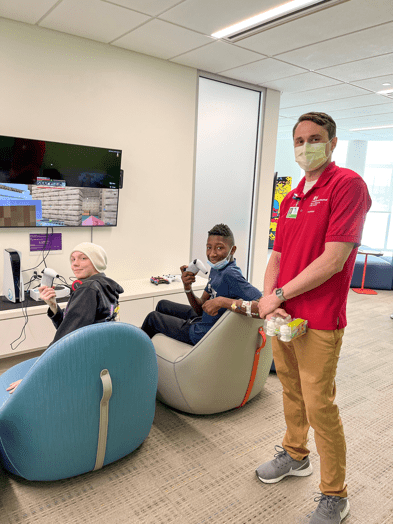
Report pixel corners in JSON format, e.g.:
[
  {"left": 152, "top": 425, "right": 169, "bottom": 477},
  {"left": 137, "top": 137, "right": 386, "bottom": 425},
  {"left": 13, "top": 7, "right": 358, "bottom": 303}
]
[{"left": 275, "top": 288, "right": 286, "bottom": 302}]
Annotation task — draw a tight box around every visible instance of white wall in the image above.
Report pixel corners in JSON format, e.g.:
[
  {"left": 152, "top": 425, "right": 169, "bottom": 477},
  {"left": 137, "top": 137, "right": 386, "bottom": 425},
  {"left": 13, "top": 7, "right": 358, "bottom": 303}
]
[
  {"left": 0, "top": 18, "right": 197, "bottom": 285},
  {"left": 0, "top": 18, "right": 280, "bottom": 293}
]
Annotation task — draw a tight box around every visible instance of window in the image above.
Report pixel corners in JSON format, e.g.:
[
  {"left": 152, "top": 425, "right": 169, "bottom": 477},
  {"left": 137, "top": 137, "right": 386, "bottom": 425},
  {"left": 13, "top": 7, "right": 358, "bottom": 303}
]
[
  {"left": 333, "top": 140, "right": 348, "bottom": 167},
  {"left": 362, "top": 141, "right": 393, "bottom": 250}
]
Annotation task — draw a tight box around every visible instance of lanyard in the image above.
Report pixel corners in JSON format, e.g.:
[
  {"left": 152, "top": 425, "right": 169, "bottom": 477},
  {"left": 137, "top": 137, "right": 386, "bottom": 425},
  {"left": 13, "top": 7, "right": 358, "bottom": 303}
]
[{"left": 286, "top": 194, "right": 302, "bottom": 219}]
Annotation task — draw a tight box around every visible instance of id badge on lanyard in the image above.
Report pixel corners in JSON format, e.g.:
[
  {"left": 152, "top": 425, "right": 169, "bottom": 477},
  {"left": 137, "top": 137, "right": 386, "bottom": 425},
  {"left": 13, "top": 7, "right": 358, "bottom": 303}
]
[
  {"left": 287, "top": 194, "right": 302, "bottom": 218},
  {"left": 286, "top": 206, "right": 299, "bottom": 219}
]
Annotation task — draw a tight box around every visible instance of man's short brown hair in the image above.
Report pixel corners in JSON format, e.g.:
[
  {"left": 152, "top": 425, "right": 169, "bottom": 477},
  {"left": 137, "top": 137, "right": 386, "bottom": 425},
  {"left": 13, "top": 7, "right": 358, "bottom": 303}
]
[{"left": 293, "top": 112, "right": 336, "bottom": 140}]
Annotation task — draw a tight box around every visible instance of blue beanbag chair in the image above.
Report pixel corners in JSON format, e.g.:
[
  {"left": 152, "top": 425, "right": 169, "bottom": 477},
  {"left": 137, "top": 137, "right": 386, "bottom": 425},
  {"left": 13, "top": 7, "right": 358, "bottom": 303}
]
[{"left": 0, "top": 322, "right": 157, "bottom": 481}]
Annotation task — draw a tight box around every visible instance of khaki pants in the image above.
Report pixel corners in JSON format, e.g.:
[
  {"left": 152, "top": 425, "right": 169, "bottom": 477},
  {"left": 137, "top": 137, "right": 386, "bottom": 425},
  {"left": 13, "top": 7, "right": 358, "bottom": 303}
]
[{"left": 272, "top": 328, "right": 347, "bottom": 497}]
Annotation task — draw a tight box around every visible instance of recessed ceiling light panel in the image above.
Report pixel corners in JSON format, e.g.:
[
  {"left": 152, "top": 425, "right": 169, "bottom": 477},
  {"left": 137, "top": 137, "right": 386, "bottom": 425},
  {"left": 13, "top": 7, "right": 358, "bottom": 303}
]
[
  {"left": 212, "top": 0, "right": 351, "bottom": 42},
  {"left": 350, "top": 124, "right": 393, "bottom": 131},
  {"left": 377, "top": 88, "right": 393, "bottom": 96}
]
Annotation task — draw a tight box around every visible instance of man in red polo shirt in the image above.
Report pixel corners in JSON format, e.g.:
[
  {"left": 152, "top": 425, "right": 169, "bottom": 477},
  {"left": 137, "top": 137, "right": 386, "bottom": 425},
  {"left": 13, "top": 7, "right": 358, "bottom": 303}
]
[{"left": 255, "top": 112, "right": 371, "bottom": 524}]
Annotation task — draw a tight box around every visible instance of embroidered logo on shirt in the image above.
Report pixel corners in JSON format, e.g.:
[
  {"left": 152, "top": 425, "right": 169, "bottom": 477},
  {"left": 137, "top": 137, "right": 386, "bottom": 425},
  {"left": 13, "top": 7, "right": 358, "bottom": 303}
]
[{"left": 309, "top": 196, "right": 328, "bottom": 207}]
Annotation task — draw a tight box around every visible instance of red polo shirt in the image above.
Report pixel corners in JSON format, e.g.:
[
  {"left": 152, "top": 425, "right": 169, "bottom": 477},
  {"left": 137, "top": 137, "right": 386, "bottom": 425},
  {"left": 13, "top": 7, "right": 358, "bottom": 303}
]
[{"left": 273, "top": 162, "right": 372, "bottom": 330}]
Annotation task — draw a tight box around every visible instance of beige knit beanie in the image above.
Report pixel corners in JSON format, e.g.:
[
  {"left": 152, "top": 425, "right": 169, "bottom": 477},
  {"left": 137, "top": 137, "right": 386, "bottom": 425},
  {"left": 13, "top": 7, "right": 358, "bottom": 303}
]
[{"left": 70, "top": 242, "right": 107, "bottom": 272}]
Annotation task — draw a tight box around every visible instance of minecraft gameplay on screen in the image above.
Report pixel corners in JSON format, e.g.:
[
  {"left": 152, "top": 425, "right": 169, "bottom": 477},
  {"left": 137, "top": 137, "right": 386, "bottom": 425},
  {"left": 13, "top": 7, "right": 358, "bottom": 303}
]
[
  {"left": 0, "top": 134, "right": 122, "bottom": 227},
  {"left": 0, "top": 182, "right": 119, "bottom": 228}
]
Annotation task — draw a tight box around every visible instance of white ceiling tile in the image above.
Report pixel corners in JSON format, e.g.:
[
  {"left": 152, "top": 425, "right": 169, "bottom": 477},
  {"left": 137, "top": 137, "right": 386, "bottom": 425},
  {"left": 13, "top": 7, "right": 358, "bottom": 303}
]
[
  {"left": 277, "top": 116, "right": 296, "bottom": 127},
  {"left": 335, "top": 112, "right": 393, "bottom": 128},
  {"left": 317, "top": 54, "right": 393, "bottom": 83},
  {"left": 113, "top": 19, "right": 212, "bottom": 59},
  {"left": 221, "top": 58, "right": 305, "bottom": 85},
  {"left": 38, "top": 0, "right": 150, "bottom": 44},
  {"left": 169, "top": 40, "right": 264, "bottom": 73},
  {"left": 280, "top": 84, "right": 369, "bottom": 108},
  {"left": 236, "top": 0, "right": 393, "bottom": 57},
  {"left": 352, "top": 76, "right": 393, "bottom": 92},
  {"left": 345, "top": 128, "right": 393, "bottom": 141},
  {"left": 277, "top": 22, "right": 393, "bottom": 71},
  {"left": 279, "top": 94, "right": 393, "bottom": 117},
  {"left": 2, "top": 0, "right": 393, "bottom": 141},
  {"left": 102, "top": 0, "right": 183, "bottom": 16},
  {"left": 330, "top": 104, "right": 393, "bottom": 120},
  {"left": 277, "top": 123, "right": 296, "bottom": 132},
  {"left": 0, "top": 0, "right": 58, "bottom": 24},
  {"left": 159, "top": 0, "right": 280, "bottom": 35},
  {"left": 260, "top": 72, "right": 342, "bottom": 93}
]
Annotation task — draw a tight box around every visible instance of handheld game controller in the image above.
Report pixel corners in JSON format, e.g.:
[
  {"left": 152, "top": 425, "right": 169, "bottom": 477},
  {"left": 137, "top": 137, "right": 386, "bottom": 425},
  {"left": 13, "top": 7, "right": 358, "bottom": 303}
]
[
  {"left": 41, "top": 268, "right": 58, "bottom": 288},
  {"left": 185, "top": 259, "right": 208, "bottom": 275},
  {"left": 150, "top": 276, "right": 170, "bottom": 285}
]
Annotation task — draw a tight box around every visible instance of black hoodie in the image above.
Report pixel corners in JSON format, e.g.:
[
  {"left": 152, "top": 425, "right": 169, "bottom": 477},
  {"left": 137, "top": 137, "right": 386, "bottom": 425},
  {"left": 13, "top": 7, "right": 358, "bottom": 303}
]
[{"left": 47, "top": 273, "right": 124, "bottom": 347}]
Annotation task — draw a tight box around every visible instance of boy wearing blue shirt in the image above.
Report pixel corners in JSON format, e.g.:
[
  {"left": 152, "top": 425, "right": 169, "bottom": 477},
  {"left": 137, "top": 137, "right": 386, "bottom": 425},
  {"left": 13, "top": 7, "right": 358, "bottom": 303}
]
[{"left": 141, "top": 224, "right": 262, "bottom": 344}]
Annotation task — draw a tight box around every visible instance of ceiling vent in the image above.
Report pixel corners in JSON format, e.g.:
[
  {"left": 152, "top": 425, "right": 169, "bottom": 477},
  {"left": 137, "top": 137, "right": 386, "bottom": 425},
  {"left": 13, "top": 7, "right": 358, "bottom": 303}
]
[{"left": 221, "top": 0, "right": 351, "bottom": 43}]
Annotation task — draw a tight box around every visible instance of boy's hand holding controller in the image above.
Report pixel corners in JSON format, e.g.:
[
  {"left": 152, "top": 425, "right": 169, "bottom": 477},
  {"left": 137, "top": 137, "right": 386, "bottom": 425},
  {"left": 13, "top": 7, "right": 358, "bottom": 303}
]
[
  {"left": 39, "top": 285, "right": 57, "bottom": 314},
  {"left": 186, "top": 259, "right": 208, "bottom": 275},
  {"left": 181, "top": 259, "right": 208, "bottom": 292},
  {"left": 180, "top": 265, "right": 196, "bottom": 292}
]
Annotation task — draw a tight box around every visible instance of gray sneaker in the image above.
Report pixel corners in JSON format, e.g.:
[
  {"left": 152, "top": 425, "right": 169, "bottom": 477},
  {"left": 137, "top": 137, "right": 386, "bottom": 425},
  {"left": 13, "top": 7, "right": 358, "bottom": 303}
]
[
  {"left": 256, "top": 445, "right": 313, "bottom": 484},
  {"left": 309, "top": 494, "right": 350, "bottom": 523}
]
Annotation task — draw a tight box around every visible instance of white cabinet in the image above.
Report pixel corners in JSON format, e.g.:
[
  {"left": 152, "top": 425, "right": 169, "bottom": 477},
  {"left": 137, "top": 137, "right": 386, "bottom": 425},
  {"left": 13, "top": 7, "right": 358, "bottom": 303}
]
[
  {"left": 1, "top": 312, "right": 54, "bottom": 357},
  {"left": 152, "top": 292, "right": 191, "bottom": 309},
  {"left": 119, "top": 297, "right": 154, "bottom": 327},
  {"left": 0, "top": 277, "right": 206, "bottom": 358}
]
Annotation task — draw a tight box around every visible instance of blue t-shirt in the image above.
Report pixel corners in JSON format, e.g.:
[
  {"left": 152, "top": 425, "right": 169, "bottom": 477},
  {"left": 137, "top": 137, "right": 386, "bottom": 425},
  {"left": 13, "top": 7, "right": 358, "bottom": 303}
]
[{"left": 189, "top": 260, "right": 262, "bottom": 345}]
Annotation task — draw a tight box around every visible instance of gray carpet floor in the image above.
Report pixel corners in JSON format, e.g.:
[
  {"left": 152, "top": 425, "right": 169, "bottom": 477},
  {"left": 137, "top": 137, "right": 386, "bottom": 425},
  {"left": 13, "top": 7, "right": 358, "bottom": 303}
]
[{"left": 1, "top": 289, "right": 393, "bottom": 523}]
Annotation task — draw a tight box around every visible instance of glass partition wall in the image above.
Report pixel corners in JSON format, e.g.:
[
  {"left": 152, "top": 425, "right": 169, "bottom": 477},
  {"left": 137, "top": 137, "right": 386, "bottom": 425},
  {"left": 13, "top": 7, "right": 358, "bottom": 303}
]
[{"left": 191, "top": 76, "right": 264, "bottom": 279}]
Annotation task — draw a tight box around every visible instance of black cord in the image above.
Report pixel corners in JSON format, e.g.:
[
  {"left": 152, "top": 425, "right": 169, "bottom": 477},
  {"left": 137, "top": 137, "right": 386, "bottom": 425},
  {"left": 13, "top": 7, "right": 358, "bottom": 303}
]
[
  {"left": 10, "top": 227, "right": 71, "bottom": 350},
  {"left": 41, "top": 227, "right": 53, "bottom": 268},
  {"left": 57, "top": 275, "right": 72, "bottom": 289},
  {"left": 10, "top": 278, "right": 33, "bottom": 351},
  {"left": 10, "top": 259, "right": 71, "bottom": 351},
  {"left": 22, "top": 227, "right": 53, "bottom": 273},
  {"left": 10, "top": 273, "right": 42, "bottom": 350}
]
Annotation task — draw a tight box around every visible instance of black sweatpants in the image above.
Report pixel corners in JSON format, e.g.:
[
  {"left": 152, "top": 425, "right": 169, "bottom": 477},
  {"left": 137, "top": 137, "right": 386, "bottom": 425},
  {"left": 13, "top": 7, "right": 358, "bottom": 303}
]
[{"left": 141, "top": 299, "right": 200, "bottom": 345}]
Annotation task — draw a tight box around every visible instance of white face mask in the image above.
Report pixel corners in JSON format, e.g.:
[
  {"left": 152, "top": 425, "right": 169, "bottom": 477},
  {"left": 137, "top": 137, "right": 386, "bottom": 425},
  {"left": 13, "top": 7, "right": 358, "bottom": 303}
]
[
  {"left": 294, "top": 139, "right": 333, "bottom": 171},
  {"left": 207, "top": 248, "right": 234, "bottom": 270}
]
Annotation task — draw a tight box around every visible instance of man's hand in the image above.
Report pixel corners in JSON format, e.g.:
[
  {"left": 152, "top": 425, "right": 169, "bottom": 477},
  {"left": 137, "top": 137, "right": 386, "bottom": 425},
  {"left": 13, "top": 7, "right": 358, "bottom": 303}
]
[
  {"left": 202, "top": 297, "right": 224, "bottom": 316},
  {"left": 258, "top": 293, "right": 283, "bottom": 319},
  {"left": 7, "top": 379, "right": 22, "bottom": 394},
  {"left": 265, "top": 308, "right": 290, "bottom": 321},
  {"left": 180, "top": 265, "right": 196, "bottom": 291}
]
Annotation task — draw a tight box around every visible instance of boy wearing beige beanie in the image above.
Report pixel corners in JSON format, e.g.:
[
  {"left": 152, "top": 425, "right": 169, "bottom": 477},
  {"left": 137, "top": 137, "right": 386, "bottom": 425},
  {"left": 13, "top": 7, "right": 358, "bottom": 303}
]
[
  {"left": 7, "top": 242, "right": 123, "bottom": 394},
  {"left": 43, "top": 242, "right": 123, "bottom": 345}
]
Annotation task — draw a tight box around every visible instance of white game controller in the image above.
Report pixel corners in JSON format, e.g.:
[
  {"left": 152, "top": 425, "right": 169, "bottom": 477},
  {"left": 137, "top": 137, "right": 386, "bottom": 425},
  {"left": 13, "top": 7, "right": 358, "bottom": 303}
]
[
  {"left": 30, "top": 285, "right": 70, "bottom": 301},
  {"left": 41, "top": 268, "right": 58, "bottom": 288},
  {"left": 186, "top": 259, "right": 208, "bottom": 275}
]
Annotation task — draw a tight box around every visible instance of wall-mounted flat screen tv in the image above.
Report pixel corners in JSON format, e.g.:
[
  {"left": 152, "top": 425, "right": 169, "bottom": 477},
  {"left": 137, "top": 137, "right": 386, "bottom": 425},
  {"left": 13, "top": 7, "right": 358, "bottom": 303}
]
[{"left": 0, "top": 135, "right": 122, "bottom": 228}]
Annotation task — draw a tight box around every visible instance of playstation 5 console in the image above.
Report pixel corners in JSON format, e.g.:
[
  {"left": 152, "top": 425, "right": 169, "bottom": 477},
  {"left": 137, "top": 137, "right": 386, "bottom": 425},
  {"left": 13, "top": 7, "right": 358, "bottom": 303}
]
[{"left": 3, "top": 248, "right": 24, "bottom": 303}]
